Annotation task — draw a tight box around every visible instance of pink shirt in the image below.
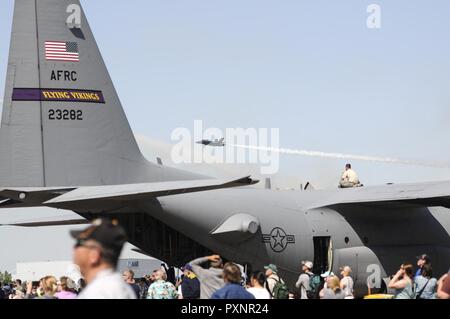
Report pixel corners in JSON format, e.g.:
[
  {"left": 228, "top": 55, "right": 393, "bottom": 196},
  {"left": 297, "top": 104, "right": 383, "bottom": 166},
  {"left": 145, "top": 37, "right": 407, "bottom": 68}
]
[{"left": 55, "top": 291, "right": 77, "bottom": 299}]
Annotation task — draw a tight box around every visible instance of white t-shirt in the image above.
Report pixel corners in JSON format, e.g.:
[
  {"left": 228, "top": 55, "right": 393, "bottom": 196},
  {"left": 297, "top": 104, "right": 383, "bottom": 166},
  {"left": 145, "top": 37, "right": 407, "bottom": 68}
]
[
  {"left": 247, "top": 287, "right": 272, "bottom": 299},
  {"left": 341, "top": 169, "right": 359, "bottom": 184},
  {"left": 295, "top": 273, "right": 311, "bottom": 299},
  {"left": 78, "top": 269, "right": 137, "bottom": 299},
  {"left": 341, "top": 276, "right": 354, "bottom": 298},
  {"left": 177, "top": 284, "right": 183, "bottom": 299}
]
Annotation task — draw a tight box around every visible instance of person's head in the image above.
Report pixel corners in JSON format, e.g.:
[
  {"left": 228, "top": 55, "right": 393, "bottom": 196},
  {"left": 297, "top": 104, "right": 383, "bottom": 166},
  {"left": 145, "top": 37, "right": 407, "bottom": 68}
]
[
  {"left": 31, "top": 286, "right": 37, "bottom": 295},
  {"left": 42, "top": 276, "right": 57, "bottom": 296},
  {"left": 39, "top": 278, "right": 45, "bottom": 289},
  {"left": 250, "top": 271, "right": 266, "bottom": 288},
  {"left": 416, "top": 254, "right": 430, "bottom": 268},
  {"left": 400, "top": 264, "right": 414, "bottom": 279},
  {"left": 153, "top": 270, "right": 167, "bottom": 282},
  {"left": 222, "top": 262, "right": 242, "bottom": 284},
  {"left": 301, "top": 261, "right": 313, "bottom": 273},
  {"left": 2, "top": 285, "right": 11, "bottom": 296},
  {"left": 150, "top": 270, "right": 158, "bottom": 282},
  {"left": 264, "top": 264, "right": 278, "bottom": 277},
  {"left": 345, "top": 163, "right": 351, "bottom": 170},
  {"left": 14, "top": 279, "right": 22, "bottom": 287},
  {"left": 78, "top": 278, "right": 86, "bottom": 291},
  {"left": 328, "top": 276, "right": 341, "bottom": 292},
  {"left": 138, "top": 278, "right": 147, "bottom": 286},
  {"left": 321, "top": 271, "right": 335, "bottom": 283},
  {"left": 122, "top": 269, "right": 135, "bottom": 283},
  {"left": 182, "top": 264, "right": 193, "bottom": 276},
  {"left": 58, "top": 276, "right": 76, "bottom": 292},
  {"left": 210, "top": 257, "right": 223, "bottom": 269},
  {"left": 71, "top": 219, "right": 127, "bottom": 279},
  {"left": 340, "top": 266, "right": 352, "bottom": 277},
  {"left": 421, "top": 264, "right": 433, "bottom": 279}
]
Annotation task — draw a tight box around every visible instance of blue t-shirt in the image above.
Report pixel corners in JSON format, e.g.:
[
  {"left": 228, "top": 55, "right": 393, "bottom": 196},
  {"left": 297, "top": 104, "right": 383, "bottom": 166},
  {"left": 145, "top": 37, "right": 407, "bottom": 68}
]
[
  {"left": 414, "top": 268, "right": 422, "bottom": 279},
  {"left": 414, "top": 276, "right": 437, "bottom": 299},
  {"left": 211, "top": 283, "right": 255, "bottom": 299}
]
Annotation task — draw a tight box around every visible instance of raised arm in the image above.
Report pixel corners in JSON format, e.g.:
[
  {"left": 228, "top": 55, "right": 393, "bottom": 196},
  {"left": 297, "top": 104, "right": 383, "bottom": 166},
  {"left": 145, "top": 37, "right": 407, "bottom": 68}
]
[
  {"left": 189, "top": 255, "right": 221, "bottom": 280},
  {"left": 388, "top": 269, "right": 407, "bottom": 289}
]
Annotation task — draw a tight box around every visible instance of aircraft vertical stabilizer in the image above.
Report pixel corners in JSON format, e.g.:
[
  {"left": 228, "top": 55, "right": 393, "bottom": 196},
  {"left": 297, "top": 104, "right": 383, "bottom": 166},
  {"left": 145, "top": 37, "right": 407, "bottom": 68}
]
[{"left": 0, "top": 0, "right": 202, "bottom": 187}]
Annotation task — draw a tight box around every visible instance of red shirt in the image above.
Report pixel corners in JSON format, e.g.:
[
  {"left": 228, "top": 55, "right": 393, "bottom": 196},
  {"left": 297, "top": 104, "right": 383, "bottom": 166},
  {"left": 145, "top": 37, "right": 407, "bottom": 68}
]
[{"left": 442, "top": 274, "right": 450, "bottom": 295}]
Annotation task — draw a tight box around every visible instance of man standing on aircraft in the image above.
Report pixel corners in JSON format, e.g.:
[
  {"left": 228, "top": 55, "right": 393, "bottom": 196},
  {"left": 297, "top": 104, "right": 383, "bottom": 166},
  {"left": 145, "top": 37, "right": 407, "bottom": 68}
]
[
  {"left": 71, "top": 219, "right": 137, "bottom": 299},
  {"left": 339, "top": 163, "right": 361, "bottom": 188}
]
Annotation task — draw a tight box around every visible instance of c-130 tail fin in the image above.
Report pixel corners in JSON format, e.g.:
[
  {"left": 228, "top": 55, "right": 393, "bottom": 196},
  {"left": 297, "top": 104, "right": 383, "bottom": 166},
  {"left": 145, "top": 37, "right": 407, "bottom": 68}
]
[{"left": 0, "top": 0, "right": 201, "bottom": 187}]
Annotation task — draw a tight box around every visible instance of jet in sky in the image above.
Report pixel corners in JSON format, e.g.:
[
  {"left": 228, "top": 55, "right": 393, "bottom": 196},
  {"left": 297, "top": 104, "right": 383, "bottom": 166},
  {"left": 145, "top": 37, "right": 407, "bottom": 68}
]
[{"left": 196, "top": 138, "right": 225, "bottom": 147}]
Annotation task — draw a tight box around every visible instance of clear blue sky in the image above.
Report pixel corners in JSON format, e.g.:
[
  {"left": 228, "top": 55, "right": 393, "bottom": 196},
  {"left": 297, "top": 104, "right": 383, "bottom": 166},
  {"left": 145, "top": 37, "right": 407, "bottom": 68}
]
[
  {"left": 1, "top": 0, "right": 450, "bottom": 185},
  {"left": 1, "top": 0, "right": 450, "bottom": 272}
]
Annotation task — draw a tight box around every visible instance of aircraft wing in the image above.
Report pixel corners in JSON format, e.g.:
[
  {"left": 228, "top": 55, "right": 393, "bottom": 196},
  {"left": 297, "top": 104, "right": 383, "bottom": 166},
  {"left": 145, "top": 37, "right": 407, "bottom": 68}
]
[
  {"left": 1, "top": 218, "right": 90, "bottom": 227},
  {"left": 43, "top": 176, "right": 257, "bottom": 207},
  {"left": 306, "top": 180, "right": 450, "bottom": 210},
  {"left": 0, "top": 187, "right": 76, "bottom": 208}
]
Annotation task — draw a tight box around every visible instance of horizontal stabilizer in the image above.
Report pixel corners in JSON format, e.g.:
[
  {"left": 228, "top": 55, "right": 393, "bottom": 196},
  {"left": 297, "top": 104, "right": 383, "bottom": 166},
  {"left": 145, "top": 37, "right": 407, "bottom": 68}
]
[
  {"left": 1, "top": 218, "right": 89, "bottom": 227},
  {"left": 0, "top": 187, "right": 75, "bottom": 208},
  {"left": 44, "top": 176, "right": 258, "bottom": 207}
]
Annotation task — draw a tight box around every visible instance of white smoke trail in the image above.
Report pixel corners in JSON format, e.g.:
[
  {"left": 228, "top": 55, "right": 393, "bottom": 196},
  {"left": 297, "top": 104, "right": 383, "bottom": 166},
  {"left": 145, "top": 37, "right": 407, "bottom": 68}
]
[{"left": 231, "top": 144, "right": 450, "bottom": 169}]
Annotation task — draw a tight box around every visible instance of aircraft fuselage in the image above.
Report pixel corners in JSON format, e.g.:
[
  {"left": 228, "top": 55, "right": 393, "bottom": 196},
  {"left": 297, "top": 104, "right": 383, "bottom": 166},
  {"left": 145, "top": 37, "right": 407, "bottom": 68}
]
[{"left": 116, "top": 187, "right": 450, "bottom": 297}]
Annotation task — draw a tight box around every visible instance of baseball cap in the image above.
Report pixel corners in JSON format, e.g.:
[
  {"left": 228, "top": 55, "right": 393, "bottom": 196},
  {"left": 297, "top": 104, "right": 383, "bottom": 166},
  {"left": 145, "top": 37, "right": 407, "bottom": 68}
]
[
  {"left": 416, "top": 254, "right": 431, "bottom": 263},
  {"left": 264, "top": 264, "right": 278, "bottom": 273},
  {"left": 320, "top": 271, "right": 335, "bottom": 278},
  {"left": 302, "top": 261, "right": 313, "bottom": 270},
  {"left": 182, "top": 264, "right": 193, "bottom": 272},
  {"left": 66, "top": 278, "right": 76, "bottom": 290},
  {"left": 70, "top": 218, "right": 127, "bottom": 253}
]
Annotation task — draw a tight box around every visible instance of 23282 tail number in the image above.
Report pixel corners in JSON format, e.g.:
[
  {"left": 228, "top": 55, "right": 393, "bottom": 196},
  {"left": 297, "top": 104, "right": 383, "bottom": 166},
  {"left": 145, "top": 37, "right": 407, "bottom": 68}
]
[{"left": 48, "top": 109, "right": 83, "bottom": 121}]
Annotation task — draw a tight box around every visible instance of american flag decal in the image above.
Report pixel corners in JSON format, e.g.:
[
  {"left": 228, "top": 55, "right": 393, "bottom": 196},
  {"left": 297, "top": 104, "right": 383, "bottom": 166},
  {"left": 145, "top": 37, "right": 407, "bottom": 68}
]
[{"left": 45, "top": 41, "right": 79, "bottom": 62}]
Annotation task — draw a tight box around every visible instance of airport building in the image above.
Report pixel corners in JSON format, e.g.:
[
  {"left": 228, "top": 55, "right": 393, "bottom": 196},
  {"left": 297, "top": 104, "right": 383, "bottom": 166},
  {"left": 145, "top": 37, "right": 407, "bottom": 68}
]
[{"left": 14, "top": 249, "right": 164, "bottom": 281}]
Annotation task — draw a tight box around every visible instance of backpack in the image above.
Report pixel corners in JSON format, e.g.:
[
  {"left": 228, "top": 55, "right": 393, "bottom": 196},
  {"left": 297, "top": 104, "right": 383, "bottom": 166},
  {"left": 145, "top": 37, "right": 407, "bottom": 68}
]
[
  {"left": 307, "top": 273, "right": 321, "bottom": 299},
  {"left": 272, "top": 278, "right": 289, "bottom": 299}
]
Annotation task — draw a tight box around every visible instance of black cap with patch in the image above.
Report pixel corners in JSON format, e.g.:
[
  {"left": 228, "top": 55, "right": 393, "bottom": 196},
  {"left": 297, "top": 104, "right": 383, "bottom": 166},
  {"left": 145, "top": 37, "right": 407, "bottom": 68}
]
[{"left": 70, "top": 218, "right": 127, "bottom": 253}]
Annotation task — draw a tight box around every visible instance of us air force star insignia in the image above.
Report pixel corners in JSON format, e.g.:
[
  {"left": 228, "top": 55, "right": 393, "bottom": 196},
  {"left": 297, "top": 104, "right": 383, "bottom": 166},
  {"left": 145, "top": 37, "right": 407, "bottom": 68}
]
[{"left": 262, "top": 227, "right": 295, "bottom": 253}]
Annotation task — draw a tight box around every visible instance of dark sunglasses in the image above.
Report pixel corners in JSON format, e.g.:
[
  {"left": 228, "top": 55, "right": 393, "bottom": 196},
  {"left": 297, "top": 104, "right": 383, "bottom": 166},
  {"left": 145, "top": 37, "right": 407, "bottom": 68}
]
[{"left": 74, "top": 239, "right": 100, "bottom": 250}]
